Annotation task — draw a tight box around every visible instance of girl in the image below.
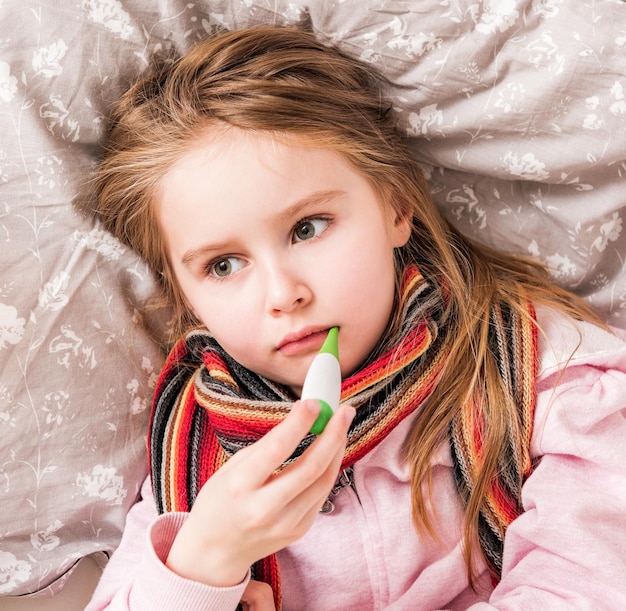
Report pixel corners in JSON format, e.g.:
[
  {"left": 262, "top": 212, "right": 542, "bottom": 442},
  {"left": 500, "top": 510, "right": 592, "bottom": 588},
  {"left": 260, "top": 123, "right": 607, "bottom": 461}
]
[{"left": 87, "top": 27, "right": 626, "bottom": 610}]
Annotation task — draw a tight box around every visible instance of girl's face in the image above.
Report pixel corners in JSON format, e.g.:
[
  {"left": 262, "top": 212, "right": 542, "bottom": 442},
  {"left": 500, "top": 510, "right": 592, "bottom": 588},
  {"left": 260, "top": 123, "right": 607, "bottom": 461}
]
[{"left": 157, "top": 128, "right": 410, "bottom": 394}]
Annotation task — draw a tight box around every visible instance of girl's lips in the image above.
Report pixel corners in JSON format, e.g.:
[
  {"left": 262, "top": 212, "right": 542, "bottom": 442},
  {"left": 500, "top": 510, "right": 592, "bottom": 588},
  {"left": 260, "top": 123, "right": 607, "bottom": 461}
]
[{"left": 278, "top": 327, "right": 330, "bottom": 356}]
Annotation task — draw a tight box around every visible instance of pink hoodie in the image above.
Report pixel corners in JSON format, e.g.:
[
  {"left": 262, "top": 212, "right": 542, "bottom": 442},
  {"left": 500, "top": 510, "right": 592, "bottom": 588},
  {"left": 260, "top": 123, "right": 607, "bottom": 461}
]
[{"left": 87, "top": 306, "right": 626, "bottom": 610}]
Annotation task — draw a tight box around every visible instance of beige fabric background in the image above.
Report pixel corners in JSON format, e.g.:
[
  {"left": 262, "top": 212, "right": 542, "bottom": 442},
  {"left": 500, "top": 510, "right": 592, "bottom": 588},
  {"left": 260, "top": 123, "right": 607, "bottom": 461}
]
[{"left": 0, "top": 0, "right": 624, "bottom": 601}]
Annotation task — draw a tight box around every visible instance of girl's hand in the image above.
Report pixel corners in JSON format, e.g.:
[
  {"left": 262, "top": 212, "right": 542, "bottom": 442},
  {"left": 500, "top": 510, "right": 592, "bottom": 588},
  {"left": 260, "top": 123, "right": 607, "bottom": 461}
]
[
  {"left": 165, "top": 399, "right": 356, "bottom": 588},
  {"left": 240, "top": 580, "right": 276, "bottom": 610}
]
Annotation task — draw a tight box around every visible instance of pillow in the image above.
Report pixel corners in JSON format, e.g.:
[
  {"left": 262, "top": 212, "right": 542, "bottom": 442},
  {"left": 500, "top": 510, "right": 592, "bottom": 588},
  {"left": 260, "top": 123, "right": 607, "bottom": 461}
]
[
  {"left": 310, "top": 0, "right": 626, "bottom": 326},
  {"left": 0, "top": 2, "right": 168, "bottom": 597},
  {"left": 1, "top": 0, "right": 624, "bottom": 598}
]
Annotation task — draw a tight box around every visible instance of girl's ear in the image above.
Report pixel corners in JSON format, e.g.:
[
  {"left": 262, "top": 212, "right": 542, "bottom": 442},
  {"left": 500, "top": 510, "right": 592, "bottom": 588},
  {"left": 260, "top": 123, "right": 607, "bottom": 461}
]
[
  {"left": 383, "top": 190, "right": 412, "bottom": 248},
  {"left": 390, "top": 209, "right": 412, "bottom": 248},
  {"left": 388, "top": 205, "right": 413, "bottom": 248}
]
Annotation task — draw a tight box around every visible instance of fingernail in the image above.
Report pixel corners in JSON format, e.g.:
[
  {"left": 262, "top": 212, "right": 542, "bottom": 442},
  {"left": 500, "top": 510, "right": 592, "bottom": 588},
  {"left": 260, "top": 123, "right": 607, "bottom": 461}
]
[
  {"left": 344, "top": 406, "right": 356, "bottom": 426},
  {"left": 301, "top": 399, "right": 322, "bottom": 416}
]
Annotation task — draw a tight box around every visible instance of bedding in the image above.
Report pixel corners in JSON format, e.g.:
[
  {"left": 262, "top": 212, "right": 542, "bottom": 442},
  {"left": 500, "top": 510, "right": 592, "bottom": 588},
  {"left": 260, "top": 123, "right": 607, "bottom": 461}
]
[{"left": 0, "top": 0, "right": 624, "bottom": 602}]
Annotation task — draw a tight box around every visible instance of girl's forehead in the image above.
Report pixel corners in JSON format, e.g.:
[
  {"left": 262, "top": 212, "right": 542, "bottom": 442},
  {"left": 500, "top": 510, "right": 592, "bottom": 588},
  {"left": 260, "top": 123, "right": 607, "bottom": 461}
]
[
  {"left": 183, "top": 125, "right": 306, "bottom": 159},
  {"left": 166, "top": 127, "right": 352, "bottom": 192},
  {"left": 157, "top": 125, "right": 395, "bottom": 233},
  {"left": 160, "top": 129, "right": 342, "bottom": 212}
]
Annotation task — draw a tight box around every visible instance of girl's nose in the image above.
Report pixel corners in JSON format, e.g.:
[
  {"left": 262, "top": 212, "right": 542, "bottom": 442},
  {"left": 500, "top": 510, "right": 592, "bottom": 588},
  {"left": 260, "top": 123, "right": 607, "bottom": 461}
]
[{"left": 264, "top": 263, "right": 312, "bottom": 315}]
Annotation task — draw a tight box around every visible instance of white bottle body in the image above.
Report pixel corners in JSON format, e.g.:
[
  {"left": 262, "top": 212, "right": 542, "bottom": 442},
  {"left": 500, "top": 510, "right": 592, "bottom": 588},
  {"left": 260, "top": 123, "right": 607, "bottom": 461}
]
[{"left": 301, "top": 352, "right": 341, "bottom": 411}]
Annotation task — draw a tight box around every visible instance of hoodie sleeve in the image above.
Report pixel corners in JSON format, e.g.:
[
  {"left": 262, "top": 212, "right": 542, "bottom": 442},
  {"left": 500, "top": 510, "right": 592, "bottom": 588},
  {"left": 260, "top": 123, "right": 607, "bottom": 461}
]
[
  {"left": 85, "top": 477, "right": 250, "bottom": 611},
  {"left": 472, "top": 309, "right": 626, "bottom": 610}
]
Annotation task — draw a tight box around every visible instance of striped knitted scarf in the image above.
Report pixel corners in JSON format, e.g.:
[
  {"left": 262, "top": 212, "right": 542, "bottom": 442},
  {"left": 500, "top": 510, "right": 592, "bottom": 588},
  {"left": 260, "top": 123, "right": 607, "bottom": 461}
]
[{"left": 148, "top": 265, "right": 537, "bottom": 608}]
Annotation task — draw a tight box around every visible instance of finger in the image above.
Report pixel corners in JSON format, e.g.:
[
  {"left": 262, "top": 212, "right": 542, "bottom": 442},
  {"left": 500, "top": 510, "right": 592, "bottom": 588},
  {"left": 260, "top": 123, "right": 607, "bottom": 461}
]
[
  {"left": 265, "top": 436, "right": 349, "bottom": 546},
  {"left": 318, "top": 402, "right": 356, "bottom": 443},
  {"left": 288, "top": 402, "right": 355, "bottom": 475},
  {"left": 292, "top": 443, "right": 346, "bottom": 516},
  {"left": 234, "top": 399, "right": 323, "bottom": 485},
  {"left": 260, "top": 404, "right": 355, "bottom": 510},
  {"left": 240, "top": 580, "right": 276, "bottom": 611}
]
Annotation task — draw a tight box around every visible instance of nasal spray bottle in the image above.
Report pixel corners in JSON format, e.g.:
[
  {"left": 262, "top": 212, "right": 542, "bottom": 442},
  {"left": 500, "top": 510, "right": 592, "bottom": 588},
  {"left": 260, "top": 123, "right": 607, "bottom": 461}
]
[{"left": 301, "top": 327, "right": 341, "bottom": 435}]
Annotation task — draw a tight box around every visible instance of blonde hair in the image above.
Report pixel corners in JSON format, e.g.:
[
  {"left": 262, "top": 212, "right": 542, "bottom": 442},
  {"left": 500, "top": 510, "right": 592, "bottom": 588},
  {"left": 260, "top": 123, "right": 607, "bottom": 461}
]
[{"left": 95, "top": 27, "right": 602, "bottom": 582}]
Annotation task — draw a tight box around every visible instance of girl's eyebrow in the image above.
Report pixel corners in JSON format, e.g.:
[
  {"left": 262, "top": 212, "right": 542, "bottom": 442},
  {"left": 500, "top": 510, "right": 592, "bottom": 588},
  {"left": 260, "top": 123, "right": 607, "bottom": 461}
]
[
  {"left": 274, "top": 189, "right": 345, "bottom": 224},
  {"left": 182, "top": 241, "right": 234, "bottom": 266},
  {"left": 181, "top": 189, "right": 344, "bottom": 266}
]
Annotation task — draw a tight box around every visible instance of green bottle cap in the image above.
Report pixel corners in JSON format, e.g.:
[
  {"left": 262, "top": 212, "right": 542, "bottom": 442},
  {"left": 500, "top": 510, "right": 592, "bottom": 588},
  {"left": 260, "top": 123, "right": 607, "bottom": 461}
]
[
  {"left": 319, "top": 326, "right": 339, "bottom": 359},
  {"left": 309, "top": 400, "right": 334, "bottom": 435}
]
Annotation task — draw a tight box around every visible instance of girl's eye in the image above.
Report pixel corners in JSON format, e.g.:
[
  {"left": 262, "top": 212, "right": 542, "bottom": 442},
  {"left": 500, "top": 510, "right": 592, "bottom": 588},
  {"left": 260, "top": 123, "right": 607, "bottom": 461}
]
[
  {"left": 206, "top": 256, "right": 244, "bottom": 278},
  {"left": 293, "top": 218, "right": 329, "bottom": 242}
]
